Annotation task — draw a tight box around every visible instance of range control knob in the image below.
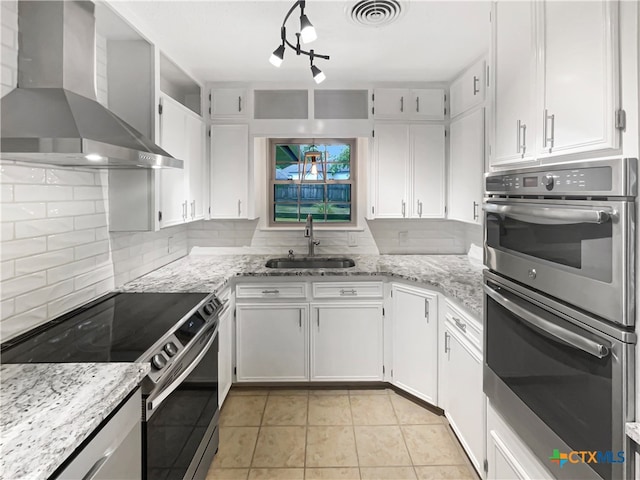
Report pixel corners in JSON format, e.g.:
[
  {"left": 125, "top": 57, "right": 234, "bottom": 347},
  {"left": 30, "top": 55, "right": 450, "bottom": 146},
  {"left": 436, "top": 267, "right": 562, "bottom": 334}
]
[
  {"left": 151, "top": 354, "right": 167, "bottom": 370},
  {"left": 164, "top": 342, "right": 178, "bottom": 357},
  {"left": 203, "top": 303, "right": 215, "bottom": 316},
  {"left": 543, "top": 174, "right": 555, "bottom": 191}
]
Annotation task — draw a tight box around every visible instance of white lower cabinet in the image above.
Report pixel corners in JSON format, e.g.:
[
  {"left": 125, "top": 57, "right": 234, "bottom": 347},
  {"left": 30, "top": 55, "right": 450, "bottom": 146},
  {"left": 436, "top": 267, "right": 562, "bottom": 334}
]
[
  {"left": 391, "top": 284, "right": 438, "bottom": 405},
  {"left": 310, "top": 303, "right": 383, "bottom": 381},
  {"left": 218, "top": 301, "right": 233, "bottom": 406},
  {"left": 236, "top": 303, "right": 308, "bottom": 382}
]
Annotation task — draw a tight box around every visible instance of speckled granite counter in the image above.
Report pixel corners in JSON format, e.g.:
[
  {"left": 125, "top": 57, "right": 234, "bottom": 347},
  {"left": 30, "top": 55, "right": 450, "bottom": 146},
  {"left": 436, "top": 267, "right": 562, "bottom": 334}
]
[
  {"left": 627, "top": 423, "right": 640, "bottom": 444},
  {"left": 1, "top": 362, "right": 149, "bottom": 480},
  {"left": 120, "top": 254, "right": 485, "bottom": 317}
]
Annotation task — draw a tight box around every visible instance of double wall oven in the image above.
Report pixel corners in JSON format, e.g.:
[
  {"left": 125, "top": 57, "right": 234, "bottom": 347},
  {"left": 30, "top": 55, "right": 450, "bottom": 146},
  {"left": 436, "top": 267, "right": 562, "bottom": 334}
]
[{"left": 483, "top": 158, "right": 637, "bottom": 480}]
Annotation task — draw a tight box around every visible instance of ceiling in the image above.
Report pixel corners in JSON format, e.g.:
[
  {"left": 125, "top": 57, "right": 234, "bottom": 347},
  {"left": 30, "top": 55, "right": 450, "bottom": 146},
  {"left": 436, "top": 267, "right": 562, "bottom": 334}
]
[{"left": 115, "top": 0, "right": 491, "bottom": 85}]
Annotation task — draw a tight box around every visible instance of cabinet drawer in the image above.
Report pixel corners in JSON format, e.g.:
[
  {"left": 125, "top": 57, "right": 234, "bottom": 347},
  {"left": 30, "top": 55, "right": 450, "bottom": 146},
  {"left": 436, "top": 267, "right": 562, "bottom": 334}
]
[
  {"left": 236, "top": 282, "right": 307, "bottom": 299},
  {"left": 444, "top": 300, "right": 482, "bottom": 351},
  {"left": 312, "top": 282, "right": 384, "bottom": 299}
]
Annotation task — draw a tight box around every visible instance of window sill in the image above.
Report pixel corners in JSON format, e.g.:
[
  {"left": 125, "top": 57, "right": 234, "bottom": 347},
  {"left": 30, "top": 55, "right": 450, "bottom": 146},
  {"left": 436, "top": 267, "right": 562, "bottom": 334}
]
[{"left": 258, "top": 225, "right": 365, "bottom": 232}]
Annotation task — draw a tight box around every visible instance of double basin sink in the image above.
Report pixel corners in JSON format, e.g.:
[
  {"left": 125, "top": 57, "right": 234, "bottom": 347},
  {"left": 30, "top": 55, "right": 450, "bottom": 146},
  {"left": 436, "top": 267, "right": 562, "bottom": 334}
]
[{"left": 265, "top": 257, "right": 355, "bottom": 269}]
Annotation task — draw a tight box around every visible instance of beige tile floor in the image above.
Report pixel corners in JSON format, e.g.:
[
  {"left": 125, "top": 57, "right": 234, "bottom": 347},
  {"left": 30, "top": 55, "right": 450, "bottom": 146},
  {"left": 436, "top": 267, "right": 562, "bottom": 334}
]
[{"left": 207, "top": 387, "right": 480, "bottom": 480}]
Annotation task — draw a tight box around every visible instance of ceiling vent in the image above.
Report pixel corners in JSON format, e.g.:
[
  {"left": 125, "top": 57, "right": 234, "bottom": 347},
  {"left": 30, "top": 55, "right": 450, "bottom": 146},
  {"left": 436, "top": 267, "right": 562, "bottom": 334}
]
[{"left": 348, "top": 0, "right": 404, "bottom": 28}]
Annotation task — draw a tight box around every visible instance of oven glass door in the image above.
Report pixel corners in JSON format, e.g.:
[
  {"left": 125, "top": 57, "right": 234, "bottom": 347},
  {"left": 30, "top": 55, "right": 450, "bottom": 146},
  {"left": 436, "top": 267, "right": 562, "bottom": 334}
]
[
  {"left": 485, "top": 201, "right": 613, "bottom": 282},
  {"left": 485, "top": 284, "right": 615, "bottom": 479},
  {"left": 145, "top": 334, "right": 219, "bottom": 480}
]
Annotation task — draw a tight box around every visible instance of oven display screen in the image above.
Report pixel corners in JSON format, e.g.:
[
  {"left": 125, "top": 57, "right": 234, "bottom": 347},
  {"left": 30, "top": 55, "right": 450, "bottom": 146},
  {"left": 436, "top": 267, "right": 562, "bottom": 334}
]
[
  {"left": 523, "top": 176, "right": 538, "bottom": 187},
  {"left": 175, "top": 315, "right": 206, "bottom": 344}
]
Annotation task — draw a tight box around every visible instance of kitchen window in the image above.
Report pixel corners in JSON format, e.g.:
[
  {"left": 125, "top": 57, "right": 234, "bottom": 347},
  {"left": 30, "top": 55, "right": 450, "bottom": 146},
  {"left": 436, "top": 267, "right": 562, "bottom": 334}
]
[{"left": 269, "top": 139, "right": 356, "bottom": 226}]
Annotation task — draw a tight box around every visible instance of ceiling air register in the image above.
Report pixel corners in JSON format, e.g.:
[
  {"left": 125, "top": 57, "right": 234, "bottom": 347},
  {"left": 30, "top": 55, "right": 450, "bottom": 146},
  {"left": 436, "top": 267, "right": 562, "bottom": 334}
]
[{"left": 269, "top": 0, "right": 330, "bottom": 84}]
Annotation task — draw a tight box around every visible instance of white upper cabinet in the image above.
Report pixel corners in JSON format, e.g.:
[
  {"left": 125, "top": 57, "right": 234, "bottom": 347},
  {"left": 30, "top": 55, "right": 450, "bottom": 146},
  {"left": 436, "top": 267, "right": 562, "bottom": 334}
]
[
  {"left": 186, "top": 114, "right": 205, "bottom": 222},
  {"left": 492, "top": 1, "right": 537, "bottom": 167},
  {"left": 491, "top": 0, "right": 621, "bottom": 168},
  {"left": 373, "top": 88, "right": 445, "bottom": 120},
  {"left": 372, "top": 124, "right": 445, "bottom": 219},
  {"left": 210, "top": 124, "right": 249, "bottom": 219},
  {"left": 210, "top": 88, "right": 247, "bottom": 119},
  {"left": 449, "top": 109, "right": 484, "bottom": 224},
  {"left": 450, "top": 58, "right": 486, "bottom": 119},
  {"left": 538, "top": 0, "right": 619, "bottom": 158}
]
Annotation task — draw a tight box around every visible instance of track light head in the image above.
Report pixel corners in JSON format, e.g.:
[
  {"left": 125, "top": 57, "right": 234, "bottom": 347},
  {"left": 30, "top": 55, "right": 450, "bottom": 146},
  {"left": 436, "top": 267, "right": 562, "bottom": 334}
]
[
  {"left": 269, "top": 44, "right": 285, "bottom": 67},
  {"left": 300, "top": 14, "right": 317, "bottom": 43},
  {"left": 311, "top": 64, "right": 325, "bottom": 84}
]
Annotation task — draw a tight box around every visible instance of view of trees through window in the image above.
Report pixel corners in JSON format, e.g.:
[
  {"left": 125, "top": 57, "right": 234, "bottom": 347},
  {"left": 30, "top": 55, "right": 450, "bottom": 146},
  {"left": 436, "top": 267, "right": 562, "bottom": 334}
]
[{"left": 271, "top": 140, "right": 354, "bottom": 224}]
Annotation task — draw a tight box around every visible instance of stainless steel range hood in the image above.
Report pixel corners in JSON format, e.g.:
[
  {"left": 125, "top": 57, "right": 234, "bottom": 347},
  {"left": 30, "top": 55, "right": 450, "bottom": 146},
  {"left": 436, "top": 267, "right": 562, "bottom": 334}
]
[{"left": 0, "top": 1, "right": 183, "bottom": 169}]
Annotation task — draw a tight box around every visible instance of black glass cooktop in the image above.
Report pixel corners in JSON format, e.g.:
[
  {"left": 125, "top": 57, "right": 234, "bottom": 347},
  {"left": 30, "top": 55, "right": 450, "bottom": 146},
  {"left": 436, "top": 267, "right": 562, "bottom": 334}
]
[{"left": 1, "top": 292, "right": 209, "bottom": 364}]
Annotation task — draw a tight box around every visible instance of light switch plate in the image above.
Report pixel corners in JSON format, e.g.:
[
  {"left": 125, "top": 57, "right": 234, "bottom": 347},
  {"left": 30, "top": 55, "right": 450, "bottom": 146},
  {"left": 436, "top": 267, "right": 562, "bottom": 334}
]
[{"left": 348, "top": 232, "right": 358, "bottom": 247}]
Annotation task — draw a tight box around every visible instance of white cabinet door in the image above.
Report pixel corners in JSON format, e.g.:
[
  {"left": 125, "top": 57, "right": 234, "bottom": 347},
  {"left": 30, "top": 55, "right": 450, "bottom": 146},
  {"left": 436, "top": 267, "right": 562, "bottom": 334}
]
[
  {"left": 373, "top": 124, "right": 409, "bottom": 218},
  {"left": 373, "top": 88, "right": 407, "bottom": 118},
  {"left": 539, "top": 0, "right": 618, "bottom": 158},
  {"left": 210, "top": 124, "right": 249, "bottom": 218},
  {"left": 236, "top": 304, "right": 308, "bottom": 382},
  {"left": 492, "top": 1, "right": 537, "bottom": 167},
  {"left": 210, "top": 88, "right": 246, "bottom": 118},
  {"left": 159, "top": 94, "right": 187, "bottom": 227},
  {"left": 218, "top": 304, "right": 233, "bottom": 407},
  {"left": 487, "top": 430, "right": 527, "bottom": 480},
  {"left": 310, "top": 303, "right": 383, "bottom": 381},
  {"left": 412, "top": 89, "right": 445, "bottom": 120},
  {"left": 186, "top": 114, "right": 205, "bottom": 221},
  {"left": 450, "top": 59, "right": 486, "bottom": 119},
  {"left": 410, "top": 124, "right": 445, "bottom": 218},
  {"left": 449, "top": 109, "right": 484, "bottom": 224},
  {"left": 442, "top": 323, "right": 484, "bottom": 474},
  {"left": 391, "top": 284, "right": 438, "bottom": 405}
]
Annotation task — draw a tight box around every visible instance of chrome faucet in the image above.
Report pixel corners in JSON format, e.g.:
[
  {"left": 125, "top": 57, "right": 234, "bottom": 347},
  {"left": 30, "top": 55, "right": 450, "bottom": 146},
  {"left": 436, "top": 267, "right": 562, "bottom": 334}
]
[{"left": 304, "top": 214, "right": 320, "bottom": 256}]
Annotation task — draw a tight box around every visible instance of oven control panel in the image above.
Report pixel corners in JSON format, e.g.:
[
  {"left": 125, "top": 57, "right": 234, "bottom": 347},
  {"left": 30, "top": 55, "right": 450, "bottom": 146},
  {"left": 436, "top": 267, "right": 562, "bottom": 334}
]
[{"left": 486, "top": 166, "right": 613, "bottom": 195}]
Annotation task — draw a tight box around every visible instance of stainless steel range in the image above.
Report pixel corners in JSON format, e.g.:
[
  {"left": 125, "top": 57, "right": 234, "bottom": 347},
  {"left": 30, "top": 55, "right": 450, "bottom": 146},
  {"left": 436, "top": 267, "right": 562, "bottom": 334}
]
[
  {"left": 483, "top": 158, "right": 637, "bottom": 480},
  {"left": 1, "top": 291, "right": 225, "bottom": 480}
]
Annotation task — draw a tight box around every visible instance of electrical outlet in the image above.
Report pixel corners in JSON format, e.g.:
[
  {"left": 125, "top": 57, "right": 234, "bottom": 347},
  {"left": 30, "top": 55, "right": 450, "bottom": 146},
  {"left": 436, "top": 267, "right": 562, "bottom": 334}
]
[
  {"left": 348, "top": 232, "right": 358, "bottom": 247},
  {"left": 399, "top": 231, "right": 409, "bottom": 246},
  {"left": 167, "top": 236, "right": 174, "bottom": 253}
]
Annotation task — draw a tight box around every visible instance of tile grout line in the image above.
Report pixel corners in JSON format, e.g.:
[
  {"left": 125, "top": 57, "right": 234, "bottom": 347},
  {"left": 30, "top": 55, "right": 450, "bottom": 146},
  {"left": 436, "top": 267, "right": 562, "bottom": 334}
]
[
  {"left": 303, "top": 391, "right": 310, "bottom": 479},
  {"left": 346, "top": 392, "right": 363, "bottom": 480},
  {"left": 247, "top": 391, "right": 270, "bottom": 474}
]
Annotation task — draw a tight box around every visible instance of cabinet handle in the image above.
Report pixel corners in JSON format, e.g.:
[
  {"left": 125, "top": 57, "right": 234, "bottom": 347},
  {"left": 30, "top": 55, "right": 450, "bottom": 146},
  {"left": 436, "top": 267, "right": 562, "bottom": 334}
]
[
  {"left": 191, "top": 200, "right": 195, "bottom": 219},
  {"left": 543, "top": 109, "right": 555, "bottom": 151},
  {"left": 416, "top": 96, "right": 420, "bottom": 113},
  {"left": 182, "top": 201, "right": 188, "bottom": 220},
  {"left": 261, "top": 289, "right": 280, "bottom": 294},
  {"left": 417, "top": 200, "right": 423, "bottom": 218},
  {"left": 400, "top": 96, "right": 404, "bottom": 113},
  {"left": 453, "top": 317, "right": 467, "bottom": 332},
  {"left": 299, "top": 310, "right": 302, "bottom": 328},
  {"left": 317, "top": 310, "right": 320, "bottom": 328},
  {"left": 340, "top": 288, "right": 357, "bottom": 296},
  {"left": 82, "top": 450, "right": 114, "bottom": 480},
  {"left": 238, "top": 96, "right": 242, "bottom": 112},
  {"left": 473, "top": 75, "right": 480, "bottom": 95},
  {"left": 238, "top": 199, "right": 242, "bottom": 217},
  {"left": 425, "top": 298, "right": 429, "bottom": 321},
  {"left": 401, "top": 200, "right": 406, "bottom": 217},
  {"left": 517, "top": 121, "right": 527, "bottom": 158},
  {"left": 473, "top": 201, "right": 479, "bottom": 221},
  {"left": 444, "top": 331, "right": 450, "bottom": 353}
]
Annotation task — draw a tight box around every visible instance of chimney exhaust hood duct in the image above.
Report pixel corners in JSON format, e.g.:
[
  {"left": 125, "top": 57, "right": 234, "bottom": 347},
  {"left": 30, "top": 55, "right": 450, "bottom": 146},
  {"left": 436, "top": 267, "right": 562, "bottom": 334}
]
[{"left": 0, "top": 1, "right": 183, "bottom": 169}]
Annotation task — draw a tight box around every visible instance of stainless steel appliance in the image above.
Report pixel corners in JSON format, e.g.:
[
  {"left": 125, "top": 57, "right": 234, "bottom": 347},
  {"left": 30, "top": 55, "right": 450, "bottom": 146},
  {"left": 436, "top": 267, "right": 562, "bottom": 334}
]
[
  {"left": 484, "top": 158, "right": 637, "bottom": 326},
  {"left": 483, "top": 158, "right": 638, "bottom": 480},
  {"left": 1, "top": 291, "right": 224, "bottom": 480}
]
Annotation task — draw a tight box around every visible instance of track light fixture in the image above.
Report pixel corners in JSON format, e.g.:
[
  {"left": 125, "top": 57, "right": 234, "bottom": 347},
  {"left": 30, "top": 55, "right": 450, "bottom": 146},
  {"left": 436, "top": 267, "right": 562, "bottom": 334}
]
[{"left": 269, "top": 0, "right": 329, "bottom": 82}]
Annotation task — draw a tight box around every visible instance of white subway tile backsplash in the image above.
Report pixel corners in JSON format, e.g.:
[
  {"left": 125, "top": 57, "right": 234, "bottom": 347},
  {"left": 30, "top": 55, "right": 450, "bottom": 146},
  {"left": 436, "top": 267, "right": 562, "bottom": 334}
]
[
  {"left": 1, "top": 261, "right": 15, "bottom": 281},
  {"left": 1, "top": 237, "right": 47, "bottom": 261},
  {"left": 47, "top": 201, "right": 95, "bottom": 218},
  {"left": 14, "top": 279, "right": 75, "bottom": 315},
  {"left": 14, "top": 248, "right": 75, "bottom": 276},
  {"left": 1, "top": 184, "right": 14, "bottom": 202},
  {"left": 1, "top": 298, "right": 15, "bottom": 320},
  {"left": 1, "top": 222, "right": 13, "bottom": 241},
  {"left": 47, "top": 257, "right": 96, "bottom": 285},
  {"left": 47, "top": 229, "right": 96, "bottom": 250},
  {"left": 0, "top": 164, "right": 46, "bottom": 184},
  {"left": 74, "top": 240, "right": 109, "bottom": 260},
  {"left": 1, "top": 306, "right": 48, "bottom": 338},
  {"left": 2, "top": 271, "right": 47, "bottom": 298},
  {"left": 46, "top": 169, "right": 95, "bottom": 186},
  {"left": 1, "top": 202, "right": 47, "bottom": 221},
  {"left": 47, "top": 286, "right": 97, "bottom": 320},
  {"left": 1, "top": 25, "right": 17, "bottom": 48},
  {"left": 73, "top": 264, "right": 113, "bottom": 290},
  {"left": 1, "top": 5, "right": 18, "bottom": 28},
  {"left": 73, "top": 186, "right": 104, "bottom": 201},
  {"left": 15, "top": 217, "right": 74, "bottom": 239},
  {"left": 14, "top": 185, "right": 73, "bottom": 202},
  {"left": 1, "top": 44, "right": 17, "bottom": 69},
  {"left": 74, "top": 213, "right": 107, "bottom": 230}
]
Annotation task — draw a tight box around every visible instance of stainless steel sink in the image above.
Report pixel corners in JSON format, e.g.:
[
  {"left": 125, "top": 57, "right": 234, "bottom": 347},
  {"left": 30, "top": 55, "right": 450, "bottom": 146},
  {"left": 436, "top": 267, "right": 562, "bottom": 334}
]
[{"left": 265, "top": 257, "right": 356, "bottom": 269}]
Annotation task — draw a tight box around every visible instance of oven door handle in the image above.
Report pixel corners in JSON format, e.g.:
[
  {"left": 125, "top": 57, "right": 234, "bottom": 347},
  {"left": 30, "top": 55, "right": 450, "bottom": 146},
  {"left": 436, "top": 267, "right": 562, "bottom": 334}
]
[
  {"left": 484, "top": 284, "right": 610, "bottom": 359},
  {"left": 147, "top": 325, "right": 218, "bottom": 414},
  {"left": 483, "top": 203, "right": 613, "bottom": 225}
]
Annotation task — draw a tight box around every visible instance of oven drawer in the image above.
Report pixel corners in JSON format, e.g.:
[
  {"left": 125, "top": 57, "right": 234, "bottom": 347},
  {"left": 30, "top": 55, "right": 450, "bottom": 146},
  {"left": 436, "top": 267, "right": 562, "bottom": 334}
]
[
  {"left": 312, "top": 281, "right": 384, "bottom": 299},
  {"left": 236, "top": 282, "right": 307, "bottom": 299},
  {"left": 444, "top": 299, "right": 482, "bottom": 352}
]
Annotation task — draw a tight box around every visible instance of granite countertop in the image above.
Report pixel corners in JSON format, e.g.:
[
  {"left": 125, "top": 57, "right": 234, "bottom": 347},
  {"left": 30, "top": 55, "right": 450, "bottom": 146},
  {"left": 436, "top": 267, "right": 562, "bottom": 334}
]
[
  {"left": 120, "top": 254, "right": 485, "bottom": 317},
  {"left": 1, "top": 362, "right": 150, "bottom": 480}
]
